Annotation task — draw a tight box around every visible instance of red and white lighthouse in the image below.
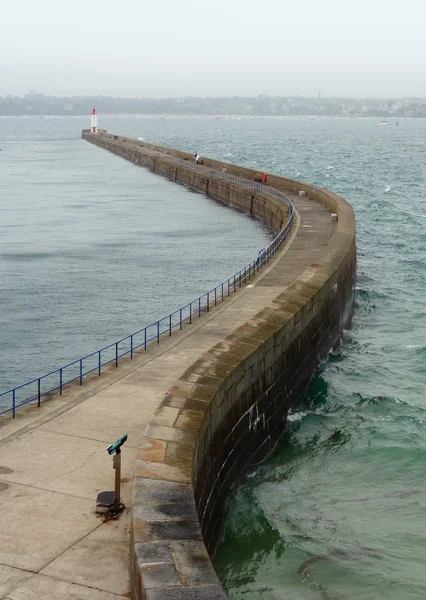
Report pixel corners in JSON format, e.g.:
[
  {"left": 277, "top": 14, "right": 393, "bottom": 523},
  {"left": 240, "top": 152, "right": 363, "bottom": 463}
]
[{"left": 91, "top": 108, "right": 98, "bottom": 133}]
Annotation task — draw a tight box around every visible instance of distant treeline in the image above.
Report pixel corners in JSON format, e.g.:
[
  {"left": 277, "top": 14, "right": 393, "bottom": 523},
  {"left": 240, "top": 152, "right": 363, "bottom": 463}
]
[{"left": 1, "top": 94, "right": 426, "bottom": 117}]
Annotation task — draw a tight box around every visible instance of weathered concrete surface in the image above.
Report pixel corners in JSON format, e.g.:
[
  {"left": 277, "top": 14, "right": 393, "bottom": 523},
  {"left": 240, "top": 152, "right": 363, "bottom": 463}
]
[
  {"left": 6, "top": 574, "right": 125, "bottom": 600},
  {"left": 0, "top": 135, "right": 354, "bottom": 600}
]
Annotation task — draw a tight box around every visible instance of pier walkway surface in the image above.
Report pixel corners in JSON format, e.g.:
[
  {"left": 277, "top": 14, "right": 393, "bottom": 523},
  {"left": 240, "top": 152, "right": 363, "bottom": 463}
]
[{"left": 0, "top": 160, "right": 335, "bottom": 599}]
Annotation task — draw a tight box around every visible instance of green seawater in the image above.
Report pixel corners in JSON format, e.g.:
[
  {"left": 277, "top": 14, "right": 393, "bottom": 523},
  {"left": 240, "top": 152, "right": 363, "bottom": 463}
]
[{"left": 208, "top": 117, "right": 426, "bottom": 599}]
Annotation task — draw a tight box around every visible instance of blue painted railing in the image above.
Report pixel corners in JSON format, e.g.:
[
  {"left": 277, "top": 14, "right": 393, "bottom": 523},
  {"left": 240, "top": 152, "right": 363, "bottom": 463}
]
[{"left": 0, "top": 172, "right": 294, "bottom": 419}]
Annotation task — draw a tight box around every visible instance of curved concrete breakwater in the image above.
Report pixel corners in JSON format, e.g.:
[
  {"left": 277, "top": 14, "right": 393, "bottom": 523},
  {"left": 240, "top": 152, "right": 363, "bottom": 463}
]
[
  {"left": 0, "top": 131, "right": 355, "bottom": 600},
  {"left": 82, "top": 131, "right": 356, "bottom": 599}
]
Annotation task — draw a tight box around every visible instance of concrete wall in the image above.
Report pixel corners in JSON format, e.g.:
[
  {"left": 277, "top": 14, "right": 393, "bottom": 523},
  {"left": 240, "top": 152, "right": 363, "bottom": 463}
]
[
  {"left": 82, "top": 131, "right": 291, "bottom": 237},
  {"left": 83, "top": 131, "right": 356, "bottom": 600}
]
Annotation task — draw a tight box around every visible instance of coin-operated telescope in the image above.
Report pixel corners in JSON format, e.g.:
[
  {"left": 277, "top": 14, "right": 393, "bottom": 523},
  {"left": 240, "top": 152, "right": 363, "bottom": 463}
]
[{"left": 96, "top": 434, "right": 128, "bottom": 513}]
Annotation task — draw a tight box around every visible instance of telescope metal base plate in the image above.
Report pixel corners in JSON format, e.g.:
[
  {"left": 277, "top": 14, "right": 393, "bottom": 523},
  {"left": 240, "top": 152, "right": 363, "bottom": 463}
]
[{"left": 96, "top": 490, "right": 116, "bottom": 513}]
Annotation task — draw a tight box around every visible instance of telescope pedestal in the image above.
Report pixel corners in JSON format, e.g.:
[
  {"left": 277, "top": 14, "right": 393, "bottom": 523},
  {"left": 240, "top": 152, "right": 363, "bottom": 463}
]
[{"left": 96, "top": 448, "right": 123, "bottom": 513}]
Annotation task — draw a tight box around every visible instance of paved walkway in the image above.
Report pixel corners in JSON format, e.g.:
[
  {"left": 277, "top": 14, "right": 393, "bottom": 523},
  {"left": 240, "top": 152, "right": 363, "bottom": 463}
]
[{"left": 0, "top": 185, "right": 334, "bottom": 599}]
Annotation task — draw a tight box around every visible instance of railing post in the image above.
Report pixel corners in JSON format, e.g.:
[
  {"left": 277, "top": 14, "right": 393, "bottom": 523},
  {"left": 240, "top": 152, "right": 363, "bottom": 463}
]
[
  {"left": 98, "top": 350, "right": 101, "bottom": 375},
  {"left": 60, "top": 369, "right": 63, "bottom": 396},
  {"left": 190, "top": 303, "right": 192, "bottom": 324},
  {"left": 169, "top": 314, "right": 172, "bottom": 336},
  {"left": 214, "top": 288, "right": 217, "bottom": 306},
  {"left": 207, "top": 292, "right": 210, "bottom": 312},
  {"left": 157, "top": 321, "right": 160, "bottom": 343},
  {"left": 131, "top": 335, "right": 133, "bottom": 359},
  {"left": 180, "top": 308, "right": 183, "bottom": 330},
  {"left": 222, "top": 282, "right": 224, "bottom": 301},
  {"left": 199, "top": 297, "right": 201, "bottom": 317},
  {"left": 234, "top": 275, "right": 236, "bottom": 292},
  {"left": 239, "top": 271, "right": 242, "bottom": 287},
  {"left": 79, "top": 360, "right": 83, "bottom": 385},
  {"left": 38, "top": 378, "right": 41, "bottom": 407},
  {"left": 144, "top": 328, "right": 147, "bottom": 351},
  {"left": 12, "top": 389, "right": 16, "bottom": 419},
  {"left": 228, "top": 279, "right": 231, "bottom": 296},
  {"left": 115, "top": 342, "right": 119, "bottom": 367}
]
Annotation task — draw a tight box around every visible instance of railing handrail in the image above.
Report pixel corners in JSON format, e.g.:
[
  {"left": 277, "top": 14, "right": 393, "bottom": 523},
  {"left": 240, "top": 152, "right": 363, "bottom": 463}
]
[{"left": 0, "top": 151, "right": 294, "bottom": 418}]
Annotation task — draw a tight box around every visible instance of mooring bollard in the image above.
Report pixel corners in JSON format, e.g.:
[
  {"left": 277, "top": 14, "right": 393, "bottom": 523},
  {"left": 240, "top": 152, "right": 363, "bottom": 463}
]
[{"left": 96, "top": 434, "right": 128, "bottom": 513}]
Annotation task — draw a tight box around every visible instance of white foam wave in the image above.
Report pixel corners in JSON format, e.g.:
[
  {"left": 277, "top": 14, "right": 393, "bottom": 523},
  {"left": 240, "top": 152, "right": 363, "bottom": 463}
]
[{"left": 287, "top": 411, "right": 308, "bottom": 422}]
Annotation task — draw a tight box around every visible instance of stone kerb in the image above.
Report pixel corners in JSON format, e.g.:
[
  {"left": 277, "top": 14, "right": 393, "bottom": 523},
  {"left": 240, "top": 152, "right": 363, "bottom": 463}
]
[
  {"left": 132, "top": 266, "right": 353, "bottom": 599},
  {"left": 129, "top": 182, "right": 356, "bottom": 596}
]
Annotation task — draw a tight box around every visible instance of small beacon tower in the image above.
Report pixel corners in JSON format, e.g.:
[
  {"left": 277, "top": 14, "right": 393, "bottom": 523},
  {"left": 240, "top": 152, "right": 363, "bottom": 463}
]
[{"left": 91, "top": 108, "right": 98, "bottom": 133}]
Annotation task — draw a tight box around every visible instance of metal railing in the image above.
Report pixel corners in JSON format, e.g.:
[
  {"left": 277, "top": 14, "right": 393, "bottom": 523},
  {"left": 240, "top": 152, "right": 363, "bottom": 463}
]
[{"left": 0, "top": 164, "right": 294, "bottom": 419}]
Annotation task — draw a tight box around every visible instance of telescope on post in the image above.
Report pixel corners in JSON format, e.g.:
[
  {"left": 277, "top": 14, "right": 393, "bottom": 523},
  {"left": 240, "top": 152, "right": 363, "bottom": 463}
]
[
  {"left": 96, "top": 434, "right": 128, "bottom": 514},
  {"left": 107, "top": 434, "right": 127, "bottom": 456}
]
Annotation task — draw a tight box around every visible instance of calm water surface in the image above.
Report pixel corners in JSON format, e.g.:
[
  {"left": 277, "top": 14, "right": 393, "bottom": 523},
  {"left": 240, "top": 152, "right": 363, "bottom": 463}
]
[
  {"left": 2, "top": 115, "right": 426, "bottom": 598},
  {"left": 0, "top": 116, "right": 272, "bottom": 397}
]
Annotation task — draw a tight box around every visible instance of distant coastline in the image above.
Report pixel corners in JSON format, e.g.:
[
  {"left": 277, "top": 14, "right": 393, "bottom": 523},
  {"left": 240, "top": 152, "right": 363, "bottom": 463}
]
[
  {"left": 1, "top": 93, "right": 426, "bottom": 118},
  {"left": 2, "top": 114, "right": 422, "bottom": 120}
]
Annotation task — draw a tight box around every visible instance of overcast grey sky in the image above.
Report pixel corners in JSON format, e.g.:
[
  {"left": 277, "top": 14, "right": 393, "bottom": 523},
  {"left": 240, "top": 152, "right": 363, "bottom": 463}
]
[{"left": 2, "top": 0, "right": 425, "bottom": 98}]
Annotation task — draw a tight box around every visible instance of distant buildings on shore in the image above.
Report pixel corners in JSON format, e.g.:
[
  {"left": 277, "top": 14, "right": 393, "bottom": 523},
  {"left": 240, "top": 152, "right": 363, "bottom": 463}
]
[{"left": 1, "top": 93, "right": 426, "bottom": 117}]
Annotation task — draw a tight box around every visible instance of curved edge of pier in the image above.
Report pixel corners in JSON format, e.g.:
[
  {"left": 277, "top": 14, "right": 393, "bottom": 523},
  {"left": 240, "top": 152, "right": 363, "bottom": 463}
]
[
  {"left": 0, "top": 132, "right": 355, "bottom": 600},
  {"left": 81, "top": 133, "right": 356, "bottom": 600}
]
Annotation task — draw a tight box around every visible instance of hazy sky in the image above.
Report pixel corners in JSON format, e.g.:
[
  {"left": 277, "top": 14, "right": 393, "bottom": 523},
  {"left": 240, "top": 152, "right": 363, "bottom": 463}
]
[{"left": 2, "top": 0, "right": 425, "bottom": 98}]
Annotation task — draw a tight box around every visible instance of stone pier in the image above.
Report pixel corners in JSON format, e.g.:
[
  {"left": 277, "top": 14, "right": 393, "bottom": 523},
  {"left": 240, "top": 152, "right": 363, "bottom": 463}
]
[{"left": 0, "top": 133, "right": 355, "bottom": 599}]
